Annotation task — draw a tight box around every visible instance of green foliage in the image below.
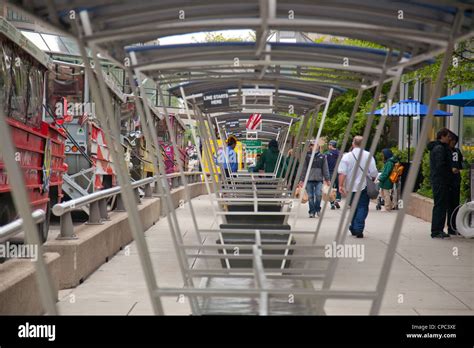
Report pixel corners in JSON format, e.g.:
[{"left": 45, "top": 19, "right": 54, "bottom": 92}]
[
  {"left": 460, "top": 150, "right": 474, "bottom": 203},
  {"left": 196, "top": 32, "right": 254, "bottom": 43},
  {"left": 319, "top": 88, "right": 397, "bottom": 152},
  {"left": 418, "top": 151, "right": 433, "bottom": 199},
  {"left": 402, "top": 39, "right": 474, "bottom": 89}
]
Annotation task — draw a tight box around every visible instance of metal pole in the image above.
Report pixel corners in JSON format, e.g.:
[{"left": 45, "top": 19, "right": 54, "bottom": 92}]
[
  {"left": 284, "top": 113, "right": 309, "bottom": 186},
  {"left": 178, "top": 89, "right": 219, "bottom": 218},
  {"left": 312, "top": 88, "right": 364, "bottom": 244},
  {"left": 76, "top": 12, "right": 163, "bottom": 315},
  {"left": 0, "top": 109, "right": 58, "bottom": 315},
  {"left": 293, "top": 89, "right": 334, "bottom": 226},
  {"left": 370, "top": 10, "right": 465, "bottom": 314},
  {"left": 316, "top": 49, "right": 398, "bottom": 314},
  {"left": 156, "top": 82, "right": 200, "bottom": 234},
  {"left": 125, "top": 64, "right": 202, "bottom": 313}
]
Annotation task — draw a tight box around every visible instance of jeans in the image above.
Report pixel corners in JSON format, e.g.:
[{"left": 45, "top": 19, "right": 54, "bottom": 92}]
[
  {"left": 306, "top": 181, "right": 323, "bottom": 214},
  {"left": 431, "top": 183, "right": 450, "bottom": 234},
  {"left": 349, "top": 188, "right": 369, "bottom": 235}
]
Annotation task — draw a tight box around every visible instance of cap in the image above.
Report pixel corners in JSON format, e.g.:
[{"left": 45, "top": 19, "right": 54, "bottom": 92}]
[{"left": 329, "top": 140, "right": 337, "bottom": 147}]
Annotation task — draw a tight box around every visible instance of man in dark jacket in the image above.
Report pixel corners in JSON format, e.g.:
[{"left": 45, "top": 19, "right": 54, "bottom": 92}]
[
  {"left": 299, "top": 143, "right": 330, "bottom": 218},
  {"left": 378, "top": 148, "right": 399, "bottom": 211},
  {"left": 325, "top": 140, "right": 341, "bottom": 209},
  {"left": 254, "top": 139, "right": 282, "bottom": 175},
  {"left": 428, "top": 128, "right": 453, "bottom": 239},
  {"left": 447, "top": 131, "right": 464, "bottom": 235}
]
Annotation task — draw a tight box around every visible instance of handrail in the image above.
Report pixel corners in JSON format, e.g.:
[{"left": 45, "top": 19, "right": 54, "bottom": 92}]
[
  {"left": 0, "top": 209, "right": 45, "bottom": 243},
  {"left": 53, "top": 172, "right": 200, "bottom": 217},
  {"left": 53, "top": 172, "right": 202, "bottom": 239}
]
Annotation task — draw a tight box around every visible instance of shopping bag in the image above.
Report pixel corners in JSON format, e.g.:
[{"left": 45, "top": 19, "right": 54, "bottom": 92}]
[
  {"left": 322, "top": 183, "right": 337, "bottom": 202},
  {"left": 295, "top": 186, "right": 309, "bottom": 204}
]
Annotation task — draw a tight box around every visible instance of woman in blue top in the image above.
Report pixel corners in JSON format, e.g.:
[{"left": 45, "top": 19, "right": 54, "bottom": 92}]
[{"left": 216, "top": 136, "right": 238, "bottom": 177}]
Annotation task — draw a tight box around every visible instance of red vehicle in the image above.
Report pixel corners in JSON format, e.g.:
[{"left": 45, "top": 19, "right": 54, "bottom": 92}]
[{"left": 0, "top": 17, "right": 66, "bottom": 242}]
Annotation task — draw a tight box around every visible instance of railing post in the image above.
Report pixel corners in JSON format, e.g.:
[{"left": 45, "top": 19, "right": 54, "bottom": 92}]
[
  {"left": 134, "top": 187, "right": 142, "bottom": 204},
  {"left": 144, "top": 183, "right": 153, "bottom": 198},
  {"left": 99, "top": 198, "right": 110, "bottom": 221},
  {"left": 57, "top": 212, "right": 77, "bottom": 240},
  {"left": 87, "top": 201, "right": 102, "bottom": 224},
  {"left": 115, "top": 194, "right": 126, "bottom": 212}
]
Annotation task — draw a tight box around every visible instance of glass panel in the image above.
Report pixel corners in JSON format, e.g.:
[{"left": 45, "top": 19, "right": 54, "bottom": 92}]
[
  {"left": 27, "top": 65, "right": 44, "bottom": 126},
  {"left": 9, "top": 49, "right": 28, "bottom": 122},
  {"left": 41, "top": 33, "right": 69, "bottom": 53},
  {"left": 21, "top": 31, "right": 50, "bottom": 51},
  {"left": 60, "top": 36, "right": 81, "bottom": 56},
  {"left": 0, "top": 40, "right": 11, "bottom": 115}
]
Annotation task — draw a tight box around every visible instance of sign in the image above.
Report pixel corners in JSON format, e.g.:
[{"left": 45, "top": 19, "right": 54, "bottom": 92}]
[
  {"left": 203, "top": 91, "right": 229, "bottom": 109},
  {"left": 242, "top": 89, "right": 273, "bottom": 97},
  {"left": 242, "top": 140, "right": 262, "bottom": 154},
  {"left": 226, "top": 120, "right": 240, "bottom": 128},
  {"left": 246, "top": 131, "right": 258, "bottom": 140},
  {"left": 246, "top": 113, "right": 262, "bottom": 131}
]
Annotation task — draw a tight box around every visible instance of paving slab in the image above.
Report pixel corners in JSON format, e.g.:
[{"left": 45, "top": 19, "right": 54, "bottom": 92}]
[{"left": 56, "top": 195, "right": 473, "bottom": 315}]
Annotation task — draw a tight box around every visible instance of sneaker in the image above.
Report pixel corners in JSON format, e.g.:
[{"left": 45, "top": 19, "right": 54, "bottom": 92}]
[
  {"left": 331, "top": 204, "right": 336, "bottom": 210},
  {"left": 356, "top": 233, "right": 364, "bottom": 238},
  {"left": 316, "top": 211, "right": 320, "bottom": 217},
  {"left": 309, "top": 214, "right": 315, "bottom": 218},
  {"left": 448, "top": 230, "right": 457, "bottom": 236},
  {"left": 334, "top": 201, "right": 341, "bottom": 209}
]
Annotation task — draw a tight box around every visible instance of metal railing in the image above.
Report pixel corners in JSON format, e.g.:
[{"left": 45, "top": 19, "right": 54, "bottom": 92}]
[
  {"left": 0, "top": 209, "right": 45, "bottom": 243},
  {"left": 52, "top": 172, "right": 202, "bottom": 239}
]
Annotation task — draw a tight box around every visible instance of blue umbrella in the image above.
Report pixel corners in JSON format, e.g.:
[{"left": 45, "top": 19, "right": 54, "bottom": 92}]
[
  {"left": 438, "top": 90, "right": 474, "bottom": 107},
  {"left": 464, "top": 106, "right": 474, "bottom": 117},
  {"left": 369, "top": 99, "right": 452, "bottom": 162}
]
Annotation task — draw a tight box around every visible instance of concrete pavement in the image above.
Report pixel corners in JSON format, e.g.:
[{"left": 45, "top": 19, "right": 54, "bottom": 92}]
[{"left": 57, "top": 195, "right": 473, "bottom": 315}]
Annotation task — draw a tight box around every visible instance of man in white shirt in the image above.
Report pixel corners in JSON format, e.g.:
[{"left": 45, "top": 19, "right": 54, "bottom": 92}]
[{"left": 338, "top": 136, "right": 378, "bottom": 238}]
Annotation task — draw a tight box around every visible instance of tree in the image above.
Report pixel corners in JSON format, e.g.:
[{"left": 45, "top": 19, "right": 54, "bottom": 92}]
[{"left": 194, "top": 31, "right": 255, "bottom": 43}]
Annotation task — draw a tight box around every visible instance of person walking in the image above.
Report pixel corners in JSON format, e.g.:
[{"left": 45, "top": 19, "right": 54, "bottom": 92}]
[
  {"left": 299, "top": 143, "right": 330, "bottom": 218},
  {"left": 427, "top": 128, "right": 453, "bottom": 239},
  {"left": 447, "top": 131, "right": 463, "bottom": 235},
  {"left": 216, "top": 135, "right": 238, "bottom": 177},
  {"left": 378, "top": 148, "right": 399, "bottom": 211},
  {"left": 325, "top": 140, "right": 341, "bottom": 209},
  {"left": 254, "top": 139, "right": 282, "bottom": 175},
  {"left": 338, "top": 136, "right": 378, "bottom": 238}
]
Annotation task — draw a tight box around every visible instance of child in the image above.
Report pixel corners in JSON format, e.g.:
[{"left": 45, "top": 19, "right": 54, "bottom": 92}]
[{"left": 378, "top": 149, "right": 398, "bottom": 211}]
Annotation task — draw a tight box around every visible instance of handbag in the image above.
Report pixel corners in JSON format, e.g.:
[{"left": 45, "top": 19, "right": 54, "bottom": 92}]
[{"left": 351, "top": 152, "right": 379, "bottom": 199}]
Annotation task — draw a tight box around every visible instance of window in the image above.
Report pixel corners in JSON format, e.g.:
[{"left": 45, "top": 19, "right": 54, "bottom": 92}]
[
  {"left": 9, "top": 50, "right": 28, "bottom": 122},
  {"left": 0, "top": 41, "right": 10, "bottom": 115}
]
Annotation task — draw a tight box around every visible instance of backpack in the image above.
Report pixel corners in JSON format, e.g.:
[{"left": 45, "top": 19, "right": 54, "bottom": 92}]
[{"left": 389, "top": 162, "right": 404, "bottom": 183}]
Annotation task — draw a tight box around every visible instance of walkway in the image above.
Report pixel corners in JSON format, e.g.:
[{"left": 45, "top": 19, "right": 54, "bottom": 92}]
[{"left": 57, "top": 196, "right": 474, "bottom": 315}]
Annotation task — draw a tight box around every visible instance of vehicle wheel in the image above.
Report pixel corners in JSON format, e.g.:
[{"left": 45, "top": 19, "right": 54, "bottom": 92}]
[{"left": 38, "top": 202, "right": 51, "bottom": 244}]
